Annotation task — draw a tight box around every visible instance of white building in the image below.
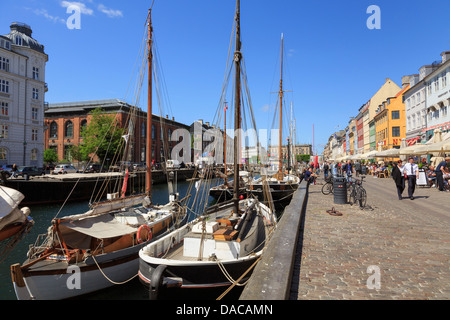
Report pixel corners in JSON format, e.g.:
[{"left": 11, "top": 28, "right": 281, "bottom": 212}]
[
  {"left": 423, "top": 51, "right": 450, "bottom": 139},
  {"left": 0, "top": 22, "right": 48, "bottom": 167},
  {"left": 404, "top": 52, "right": 450, "bottom": 144}
]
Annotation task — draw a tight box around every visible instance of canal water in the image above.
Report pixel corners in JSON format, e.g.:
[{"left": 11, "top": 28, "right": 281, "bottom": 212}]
[{"left": 1, "top": 178, "right": 248, "bottom": 300}]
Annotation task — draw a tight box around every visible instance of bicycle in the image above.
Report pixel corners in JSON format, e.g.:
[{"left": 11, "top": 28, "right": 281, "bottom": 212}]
[
  {"left": 321, "top": 176, "right": 334, "bottom": 195},
  {"left": 347, "top": 176, "right": 367, "bottom": 209}
]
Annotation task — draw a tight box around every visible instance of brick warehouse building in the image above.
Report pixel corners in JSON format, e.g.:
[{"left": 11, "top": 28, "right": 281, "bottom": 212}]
[{"left": 44, "top": 99, "right": 190, "bottom": 165}]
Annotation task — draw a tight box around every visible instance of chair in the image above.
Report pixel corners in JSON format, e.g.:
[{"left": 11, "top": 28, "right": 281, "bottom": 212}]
[{"left": 378, "top": 169, "right": 387, "bottom": 178}]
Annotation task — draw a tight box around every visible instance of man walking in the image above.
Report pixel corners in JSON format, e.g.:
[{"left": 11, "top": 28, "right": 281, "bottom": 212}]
[
  {"left": 403, "top": 157, "right": 419, "bottom": 200},
  {"left": 391, "top": 160, "right": 405, "bottom": 200},
  {"left": 435, "top": 157, "right": 450, "bottom": 192}
]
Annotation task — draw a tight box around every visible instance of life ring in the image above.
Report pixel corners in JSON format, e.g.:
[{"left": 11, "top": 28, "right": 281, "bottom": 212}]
[{"left": 137, "top": 225, "right": 152, "bottom": 244}]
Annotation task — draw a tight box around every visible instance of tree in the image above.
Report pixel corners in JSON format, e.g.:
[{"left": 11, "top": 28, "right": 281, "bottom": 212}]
[
  {"left": 77, "top": 108, "right": 125, "bottom": 164},
  {"left": 43, "top": 148, "right": 58, "bottom": 164}
]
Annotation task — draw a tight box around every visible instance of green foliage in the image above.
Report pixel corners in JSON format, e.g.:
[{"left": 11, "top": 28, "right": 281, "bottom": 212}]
[
  {"left": 297, "top": 154, "right": 311, "bottom": 163},
  {"left": 76, "top": 108, "right": 125, "bottom": 163},
  {"left": 43, "top": 148, "right": 58, "bottom": 163}
]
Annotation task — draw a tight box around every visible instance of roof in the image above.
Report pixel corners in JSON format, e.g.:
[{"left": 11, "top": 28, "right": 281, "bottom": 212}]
[{"left": 3, "top": 22, "right": 45, "bottom": 54}]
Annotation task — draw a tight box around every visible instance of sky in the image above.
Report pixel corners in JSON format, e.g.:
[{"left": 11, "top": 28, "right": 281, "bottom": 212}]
[{"left": 2, "top": 0, "right": 450, "bottom": 155}]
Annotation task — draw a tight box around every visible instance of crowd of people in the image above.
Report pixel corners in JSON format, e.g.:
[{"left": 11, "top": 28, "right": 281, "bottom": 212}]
[{"left": 309, "top": 156, "right": 450, "bottom": 199}]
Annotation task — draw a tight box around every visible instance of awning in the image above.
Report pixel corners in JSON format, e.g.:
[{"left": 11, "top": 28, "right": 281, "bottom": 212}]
[
  {"left": 374, "top": 148, "right": 400, "bottom": 157},
  {"left": 407, "top": 137, "right": 420, "bottom": 146},
  {"left": 60, "top": 213, "right": 137, "bottom": 239}
]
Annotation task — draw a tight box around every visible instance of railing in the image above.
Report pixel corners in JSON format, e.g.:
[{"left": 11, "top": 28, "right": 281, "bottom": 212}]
[{"left": 240, "top": 180, "right": 309, "bottom": 300}]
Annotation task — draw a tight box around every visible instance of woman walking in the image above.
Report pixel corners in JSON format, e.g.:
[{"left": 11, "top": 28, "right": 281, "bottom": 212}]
[{"left": 391, "top": 160, "right": 405, "bottom": 200}]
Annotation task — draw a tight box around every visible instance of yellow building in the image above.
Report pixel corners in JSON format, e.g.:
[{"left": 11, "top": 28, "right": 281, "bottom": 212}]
[
  {"left": 374, "top": 84, "right": 409, "bottom": 152},
  {"left": 365, "top": 78, "right": 401, "bottom": 152}
]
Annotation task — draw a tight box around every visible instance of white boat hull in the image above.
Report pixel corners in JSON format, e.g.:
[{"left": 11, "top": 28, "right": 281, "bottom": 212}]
[{"left": 14, "top": 257, "right": 138, "bottom": 300}]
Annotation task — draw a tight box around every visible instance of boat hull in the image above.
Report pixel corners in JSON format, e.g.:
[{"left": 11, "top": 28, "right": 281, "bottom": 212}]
[
  {"left": 14, "top": 254, "right": 139, "bottom": 300},
  {"left": 138, "top": 251, "right": 260, "bottom": 288}
]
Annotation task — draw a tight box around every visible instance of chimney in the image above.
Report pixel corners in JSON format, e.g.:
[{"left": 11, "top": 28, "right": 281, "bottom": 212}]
[
  {"left": 441, "top": 51, "right": 450, "bottom": 63},
  {"left": 401, "top": 75, "right": 413, "bottom": 88}
]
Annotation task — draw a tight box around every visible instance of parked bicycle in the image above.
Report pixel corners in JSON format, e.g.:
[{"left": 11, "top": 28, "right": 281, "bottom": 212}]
[
  {"left": 322, "top": 176, "right": 334, "bottom": 195},
  {"left": 347, "top": 176, "right": 367, "bottom": 209}
]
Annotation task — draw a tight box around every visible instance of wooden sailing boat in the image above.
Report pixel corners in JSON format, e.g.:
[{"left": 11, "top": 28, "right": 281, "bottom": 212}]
[
  {"left": 0, "top": 187, "right": 34, "bottom": 262},
  {"left": 10, "top": 9, "right": 186, "bottom": 300},
  {"left": 247, "top": 34, "right": 299, "bottom": 208},
  {"left": 138, "top": 0, "right": 275, "bottom": 299}
]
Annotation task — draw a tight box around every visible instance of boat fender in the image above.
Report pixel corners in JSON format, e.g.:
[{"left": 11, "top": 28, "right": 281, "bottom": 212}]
[
  {"left": 149, "top": 264, "right": 167, "bottom": 300},
  {"left": 137, "top": 225, "right": 152, "bottom": 244}
]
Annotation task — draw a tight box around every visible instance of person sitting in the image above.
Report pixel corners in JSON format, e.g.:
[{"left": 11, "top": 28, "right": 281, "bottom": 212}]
[
  {"left": 426, "top": 165, "right": 437, "bottom": 187},
  {"left": 444, "top": 167, "right": 450, "bottom": 190}
]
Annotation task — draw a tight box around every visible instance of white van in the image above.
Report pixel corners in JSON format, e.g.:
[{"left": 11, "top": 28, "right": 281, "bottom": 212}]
[{"left": 166, "top": 160, "right": 180, "bottom": 168}]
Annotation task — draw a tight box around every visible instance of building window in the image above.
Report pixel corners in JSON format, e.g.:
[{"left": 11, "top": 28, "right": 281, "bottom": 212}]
[
  {"left": 64, "top": 120, "right": 73, "bottom": 138},
  {"left": 152, "top": 125, "right": 156, "bottom": 140},
  {"left": 15, "top": 36, "right": 22, "bottom": 46},
  {"left": 32, "top": 67, "right": 39, "bottom": 80},
  {"left": 1, "top": 102, "right": 8, "bottom": 116},
  {"left": 435, "top": 79, "right": 439, "bottom": 91},
  {"left": 0, "top": 79, "right": 9, "bottom": 93},
  {"left": 443, "top": 73, "right": 447, "bottom": 87},
  {"left": 0, "top": 57, "right": 9, "bottom": 72},
  {"left": 391, "top": 110, "right": 400, "bottom": 119},
  {"left": 50, "top": 121, "right": 58, "bottom": 138},
  {"left": 141, "top": 122, "right": 146, "bottom": 137},
  {"left": 32, "top": 88, "right": 39, "bottom": 100},
  {"left": 0, "top": 147, "right": 7, "bottom": 160},
  {"left": 32, "top": 128, "right": 38, "bottom": 141},
  {"left": 428, "top": 83, "right": 432, "bottom": 95},
  {"left": 64, "top": 145, "right": 72, "bottom": 161},
  {"left": 392, "top": 127, "right": 400, "bottom": 137},
  {"left": 31, "top": 107, "right": 38, "bottom": 120},
  {"left": 31, "top": 148, "right": 38, "bottom": 161},
  {"left": 0, "top": 124, "right": 8, "bottom": 139}
]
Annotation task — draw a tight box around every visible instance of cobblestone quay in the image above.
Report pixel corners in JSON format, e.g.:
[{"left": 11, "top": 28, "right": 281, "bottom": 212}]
[{"left": 291, "top": 175, "right": 450, "bottom": 300}]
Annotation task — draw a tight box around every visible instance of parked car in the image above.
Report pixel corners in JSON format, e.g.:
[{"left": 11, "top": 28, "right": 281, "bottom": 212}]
[
  {"left": 53, "top": 164, "right": 78, "bottom": 174},
  {"left": 0, "top": 164, "right": 13, "bottom": 177},
  {"left": 84, "top": 164, "right": 104, "bottom": 173},
  {"left": 17, "top": 166, "right": 45, "bottom": 179}
]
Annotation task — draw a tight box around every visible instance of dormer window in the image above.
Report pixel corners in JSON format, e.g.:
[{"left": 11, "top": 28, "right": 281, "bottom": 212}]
[{"left": 15, "top": 36, "right": 22, "bottom": 46}]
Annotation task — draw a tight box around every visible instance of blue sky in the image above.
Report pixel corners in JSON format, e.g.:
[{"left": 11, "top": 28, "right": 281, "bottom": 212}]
[{"left": 2, "top": 0, "right": 450, "bottom": 155}]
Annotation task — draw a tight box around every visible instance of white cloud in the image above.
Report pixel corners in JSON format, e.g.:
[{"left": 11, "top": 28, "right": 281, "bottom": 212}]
[
  {"left": 98, "top": 4, "right": 123, "bottom": 18},
  {"left": 26, "top": 7, "right": 66, "bottom": 24},
  {"left": 60, "top": 1, "right": 94, "bottom": 15}
]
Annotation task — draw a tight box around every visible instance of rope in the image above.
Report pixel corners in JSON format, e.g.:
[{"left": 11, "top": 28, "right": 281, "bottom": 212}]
[
  {"left": 90, "top": 254, "right": 139, "bottom": 285},
  {"left": 216, "top": 255, "right": 262, "bottom": 300}
]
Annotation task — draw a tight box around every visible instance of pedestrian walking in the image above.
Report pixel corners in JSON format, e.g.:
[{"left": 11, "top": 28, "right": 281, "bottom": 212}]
[
  {"left": 323, "top": 162, "right": 329, "bottom": 179},
  {"left": 391, "top": 160, "right": 405, "bottom": 200},
  {"left": 343, "top": 160, "right": 353, "bottom": 182},
  {"left": 11, "top": 163, "right": 18, "bottom": 178},
  {"left": 354, "top": 160, "right": 361, "bottom": 177},
  {"left": 403, "top": 157, "right": 419, "bottom": 200},
  {"left": 435, "top": 157, "right": 450, "bottom": 192}
]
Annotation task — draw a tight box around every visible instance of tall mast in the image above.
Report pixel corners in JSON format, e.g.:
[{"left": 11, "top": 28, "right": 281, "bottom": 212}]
[
  {"left": 146, "top": 9, "right": 153, "bottom": 196},
  {"left": 233, "top": 0, "right": 241, "bottom": 215},
  {"left": 278, "top": 33, "right": 283, "bottom": 174},
  {"left": 224, "top": 102, "right": 227, "bottom": 183}
]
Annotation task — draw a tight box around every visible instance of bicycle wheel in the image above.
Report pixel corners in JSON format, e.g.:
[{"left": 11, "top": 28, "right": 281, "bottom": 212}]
[
  {"left": 357, "top": 187, "right": 367, "bottom": 209},
  {"left": 322, "top": 182, "right": 333, "bottom": 195},
  {"left": 348, "top": 187, "right": 356, "bottom": 205}
]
